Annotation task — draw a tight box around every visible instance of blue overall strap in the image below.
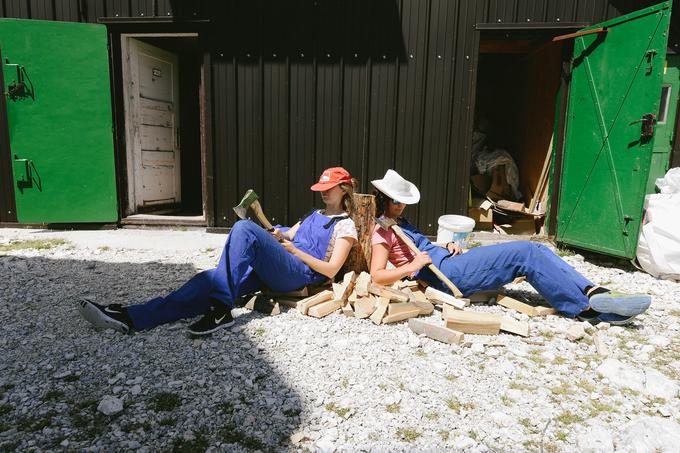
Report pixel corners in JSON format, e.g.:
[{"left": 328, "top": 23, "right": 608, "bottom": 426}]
[
  {"left": 399, "top": 218, "right": 449, "bottom": 267},
  {"left": 292, "top": 210, "right": 341, "bottom": 261}
]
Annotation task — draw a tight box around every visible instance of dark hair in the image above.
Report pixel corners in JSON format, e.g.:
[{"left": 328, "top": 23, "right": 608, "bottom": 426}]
[{"left": 373, "top": 189, "right": 389, "bottom": 216}]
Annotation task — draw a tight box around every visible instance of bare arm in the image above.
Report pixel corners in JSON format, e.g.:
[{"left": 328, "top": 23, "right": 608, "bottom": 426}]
[
  {"left": 369, "top": 243, "right": 431, "bottom": 285},
  {"left": 272, "top": 221, "right": 301, "bottom": 241},
  {"left": 283, "top": 237, "right": 355, "bottom": 279}
]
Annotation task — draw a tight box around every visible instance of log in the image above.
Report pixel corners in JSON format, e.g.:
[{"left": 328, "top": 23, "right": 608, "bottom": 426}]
[
  {"left": 382, "top": 307, "right": 420, "bottom": 324},
  {"left": 370, "top": 297, "right": 390, "bottom": 325},
  {"left": 533, "top": 306, "right": 557, "bottom": 316},
  {"left": 297, "top": 290, "right": 334, "bottom": 315},
  {"left": 497, "top": 295, "right": 536, "bottom": 316},
  {"left": 308, "top": 299, "right": 344, "bottom": 318},
  {"left": 340, "top": 193, "right": 375, "bottom": 275},
  {"left": 425, "top": 287, "right": 468, "bottom": 309},
  {"left": 444, "top": 311, "right": 502, "bottom": 335},
  {"left": 369, "top": 284, "right": 410, "bottom": 302},
  {"left": 500, "top": 317, "right": 530, "bottom": 337},
  {"left": 408, "top": 318, "right": 464, "bottom": 345},
  {"left": 387, "top": 302, "right": 419, "bottom": 316},
  {"left": 355, "top": 271, "right": 372, "bottom": 296}
]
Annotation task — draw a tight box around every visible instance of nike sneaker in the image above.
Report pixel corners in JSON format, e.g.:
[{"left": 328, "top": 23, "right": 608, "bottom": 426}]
[
  {"left": 77, "top": 299, "right": 133, "bottom": 334},
  {"left": 187, "top": 303, "right": 234, "bottom": 336}
]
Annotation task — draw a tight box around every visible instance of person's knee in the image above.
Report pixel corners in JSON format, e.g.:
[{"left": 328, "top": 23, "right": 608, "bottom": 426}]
[{"left": 230, "top": 219, "right": 259, "bottom": 236}]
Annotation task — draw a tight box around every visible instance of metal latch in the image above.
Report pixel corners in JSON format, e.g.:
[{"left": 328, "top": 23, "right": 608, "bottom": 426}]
[
  {"left": 3, "top": 59, "right": 33, "bottom": 101},
  {"left": 629, "top": 113, "right": 656, "bottom": 140},
  {"left": 645, "top": 49, "right": 657, "bottom": 74}
]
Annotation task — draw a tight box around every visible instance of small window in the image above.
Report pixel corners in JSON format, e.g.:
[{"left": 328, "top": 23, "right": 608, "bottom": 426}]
[{"left": 658, "top": 84, "right": 672, "bottom": 124}]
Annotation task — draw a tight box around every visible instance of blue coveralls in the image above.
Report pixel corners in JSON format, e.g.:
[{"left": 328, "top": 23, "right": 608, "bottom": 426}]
[
  {"left": 127, "top": 211, "right": 342, "bottom": 330},
  {"left": 398, "top": 221, "right": 594, "bottom": 317}
]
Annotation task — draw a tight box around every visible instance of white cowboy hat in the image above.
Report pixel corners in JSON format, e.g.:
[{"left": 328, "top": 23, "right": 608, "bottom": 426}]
[{"left": 371, "top": 169, "right": 421, "bottom": 205}]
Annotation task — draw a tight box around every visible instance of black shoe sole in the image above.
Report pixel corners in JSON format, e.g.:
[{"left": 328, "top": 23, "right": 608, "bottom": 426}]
[
  {"left": 186, "top": 319, "right": 235, "bottom": 337},
  {"left": 77, "top": 299, "right": 130, "bottom": 334}
]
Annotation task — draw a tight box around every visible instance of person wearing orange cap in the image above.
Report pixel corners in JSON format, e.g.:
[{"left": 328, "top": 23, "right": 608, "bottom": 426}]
[{"left": 77, "top": 167, "right": 358, "bottom": 336}]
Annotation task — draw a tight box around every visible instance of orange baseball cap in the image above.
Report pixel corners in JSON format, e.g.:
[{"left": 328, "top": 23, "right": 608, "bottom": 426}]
[{"left": 310, "top": 167, "right": 352, "bottom": 191}]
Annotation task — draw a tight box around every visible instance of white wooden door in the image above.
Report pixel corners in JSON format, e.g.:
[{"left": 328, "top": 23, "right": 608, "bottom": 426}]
[{"left": 123, "top": 38, "right": 181, "bottom": 213}]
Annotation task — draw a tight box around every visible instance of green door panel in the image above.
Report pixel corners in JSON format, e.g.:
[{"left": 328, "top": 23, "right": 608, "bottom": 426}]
[
  {"left": 555, "top": 1, "right": 672, "bottom": 259},
  {"left": 1, "top": 19, "right": 117, "bottom": 223},
  {"left": 646, "top": 54, "right": 680, "bottom": 193}
]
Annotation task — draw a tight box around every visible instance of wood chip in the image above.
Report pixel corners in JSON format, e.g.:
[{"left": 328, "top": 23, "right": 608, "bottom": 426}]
[
  {"left": 408, "top": 318, "right": 464, "bottom": 345},
  {"left": 342, "top": 303, "right": 354, "bottom": 317},
  {"left": 533, "top": 306, "right": 557, "bottom": 316}
]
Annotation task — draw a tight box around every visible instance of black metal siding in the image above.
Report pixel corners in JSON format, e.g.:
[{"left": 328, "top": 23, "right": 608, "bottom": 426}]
[{"left": 1, "top": 0, "right": 677, "bottom": 232}]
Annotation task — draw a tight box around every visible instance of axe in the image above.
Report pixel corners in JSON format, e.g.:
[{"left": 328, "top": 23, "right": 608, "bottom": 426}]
[
  {"left": 233, "top": 189, "right": 274, "bottom": 231},
  {"left": 375, "top": 216, "right": 464, "bottom": 298}
]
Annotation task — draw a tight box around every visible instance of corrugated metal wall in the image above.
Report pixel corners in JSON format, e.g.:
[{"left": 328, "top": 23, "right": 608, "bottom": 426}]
[{"left": 1, "top": 0, "right": 675, "bottom": 231}]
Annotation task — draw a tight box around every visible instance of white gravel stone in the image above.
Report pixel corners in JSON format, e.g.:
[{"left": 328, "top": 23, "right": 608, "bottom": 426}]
[
  {"left": 577, "top": 423, "right": 614, "bottom": 453},
  {"left": 97, "top": 395, "right": 124, "bottom": 415},
  {"left": 616, "top": 417, "right": 680, "bottom": 453},
  {"left": 566, "top": 324, "right": 586, "bottom": 341}
]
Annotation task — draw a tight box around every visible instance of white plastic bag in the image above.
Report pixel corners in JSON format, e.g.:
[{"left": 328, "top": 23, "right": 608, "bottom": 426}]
[{"left": 636, "top": 168, "right": 680, "bottom": 280}]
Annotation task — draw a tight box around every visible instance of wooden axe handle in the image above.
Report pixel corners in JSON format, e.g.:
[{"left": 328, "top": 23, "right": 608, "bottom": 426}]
[
  {"left": 391, "top": 224, "right": 464, "bottom": 298},
  {"left": 251, "top": 200, "right": 274, "bottom": 231}
]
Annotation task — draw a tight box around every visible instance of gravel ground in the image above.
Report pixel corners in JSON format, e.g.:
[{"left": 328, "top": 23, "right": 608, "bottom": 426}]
[{"left": 1, "top": 227, "right": 679, "bottom": 453}]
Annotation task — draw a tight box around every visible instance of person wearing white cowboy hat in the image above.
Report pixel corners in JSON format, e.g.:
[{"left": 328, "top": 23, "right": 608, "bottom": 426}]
[{"left": 369, "top": 169, "right": 652, "bottom": 326}]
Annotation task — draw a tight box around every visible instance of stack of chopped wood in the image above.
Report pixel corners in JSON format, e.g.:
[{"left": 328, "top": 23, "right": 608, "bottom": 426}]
[{"left": 246, "top": 273, "right": 560, "bottom": 346}]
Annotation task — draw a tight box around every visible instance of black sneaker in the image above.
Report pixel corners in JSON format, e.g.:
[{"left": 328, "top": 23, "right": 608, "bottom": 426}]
[
  {"left": 187, "top": 304, "right": 234, "bottom": 336},
  {"left": 77, "top": 299, "right": 133, "bottom": 334}
]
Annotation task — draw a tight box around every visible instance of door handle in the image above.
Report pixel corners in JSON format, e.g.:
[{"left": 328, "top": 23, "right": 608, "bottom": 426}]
[{"left": 629, "top": 113, "right": 656, "bottom": 140}]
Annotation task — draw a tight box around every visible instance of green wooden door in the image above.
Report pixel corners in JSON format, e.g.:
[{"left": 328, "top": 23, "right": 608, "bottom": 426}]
[
  {"left": 646, "top": 54, "right": 680, "bottom": 193},
  {"left": 555, "top": 2, "right": 672, "bottom": 259},
  {"left": 1, "top": 19, "right": 117, "bottom": 223}
]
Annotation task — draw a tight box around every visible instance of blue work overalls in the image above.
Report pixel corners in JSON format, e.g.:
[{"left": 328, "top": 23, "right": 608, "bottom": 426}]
[
  {"left": 128, "top": 211, "right": 343, "bottom": 330},
  {"left": 397, "top": 220, "right": 593, "bottom": 317}
]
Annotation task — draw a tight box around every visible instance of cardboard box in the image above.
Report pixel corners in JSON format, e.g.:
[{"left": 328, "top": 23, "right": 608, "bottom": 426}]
[{"left": 469, "top": 207, "right": 493, "bottom": 230}]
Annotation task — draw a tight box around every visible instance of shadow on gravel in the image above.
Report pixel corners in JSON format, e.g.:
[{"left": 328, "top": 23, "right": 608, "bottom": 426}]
[{"left": 0, "top": 255, "right": 302, "bottom": 452}]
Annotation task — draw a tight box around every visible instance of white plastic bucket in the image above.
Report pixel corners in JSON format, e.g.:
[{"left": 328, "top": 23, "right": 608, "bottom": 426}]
[{"left": 436, "top": 215, "right": 476, "bottom": 245}]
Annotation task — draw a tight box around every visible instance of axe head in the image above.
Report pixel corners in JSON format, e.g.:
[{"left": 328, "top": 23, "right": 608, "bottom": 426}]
[
  {"left": 233, "top": 189, "right": 259, "bottom": 220},
  {"left": 374, "top": 216, "right": 397, "bottom": 231}
]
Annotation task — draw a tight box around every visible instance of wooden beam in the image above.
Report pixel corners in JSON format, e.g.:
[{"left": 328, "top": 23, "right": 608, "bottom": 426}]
[
  {"left": 297, "top": 290, "right": 334, "bottom": 315},
  {"left": 370, "top": 297, "right": 390, "bottom": 325},
  {"left": 408, "top": 318, "right": 464, "bottom": 345},
  {"left": 425, "top": 287, "right": 468, "bottom": 309},
  {"left": 308, "top": 299, "right": 343, "bottom": 318},
  {"left": 444, "top": 311, "right": 502, "bottom": 335}
]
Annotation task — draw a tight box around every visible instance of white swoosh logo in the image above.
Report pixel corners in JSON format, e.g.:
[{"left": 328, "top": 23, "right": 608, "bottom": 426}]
[
  {"left": 105, "top": 307, "right": 121, "bottom": 314},
  {"left": 214, "top": 315, "right": 225, "bottom": 324}
]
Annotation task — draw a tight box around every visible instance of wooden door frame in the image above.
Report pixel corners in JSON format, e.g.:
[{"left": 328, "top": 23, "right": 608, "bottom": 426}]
[
  {"left": 0, "top": 47, "right": 18, "bottom": 224},
  {"left": 470, "top": 25, "right": 582, "bottom": 236},
  {"left": 107, "top": 26, "right": 214, "bottom": 226},
  {"left": 120, "top": 33, "right": 187, "bottom": 215}
]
